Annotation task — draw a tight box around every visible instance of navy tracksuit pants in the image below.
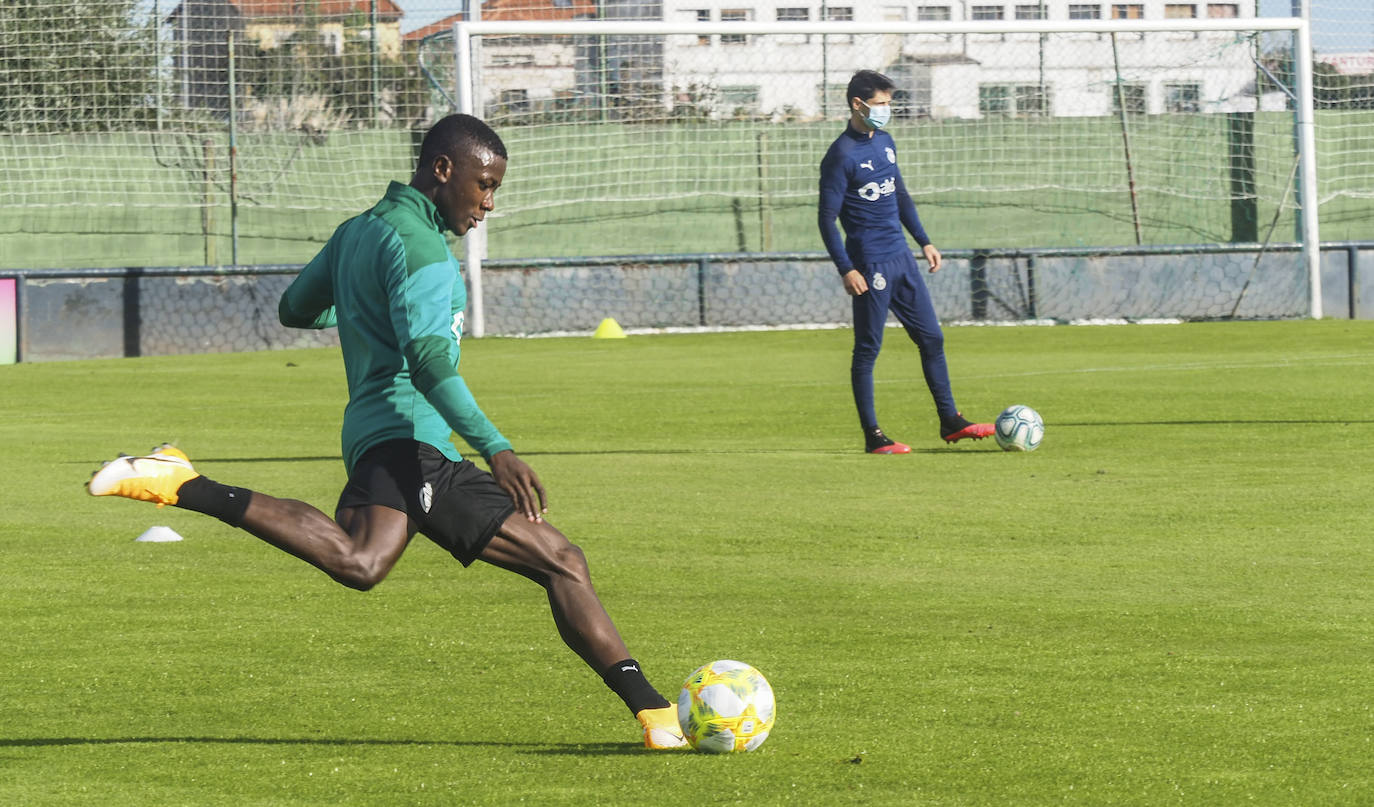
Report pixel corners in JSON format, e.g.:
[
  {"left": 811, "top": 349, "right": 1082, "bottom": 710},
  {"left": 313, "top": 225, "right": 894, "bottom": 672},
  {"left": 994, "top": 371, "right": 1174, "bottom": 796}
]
[{"left": 850, "top": 252, "right": 957, "bottom": 431}]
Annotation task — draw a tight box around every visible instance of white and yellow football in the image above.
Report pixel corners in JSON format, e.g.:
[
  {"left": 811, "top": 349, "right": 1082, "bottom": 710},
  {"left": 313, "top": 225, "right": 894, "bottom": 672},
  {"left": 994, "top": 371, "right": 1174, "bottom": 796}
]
[{"left": 677, "top": 659, "right": 775, "bottom": 753}]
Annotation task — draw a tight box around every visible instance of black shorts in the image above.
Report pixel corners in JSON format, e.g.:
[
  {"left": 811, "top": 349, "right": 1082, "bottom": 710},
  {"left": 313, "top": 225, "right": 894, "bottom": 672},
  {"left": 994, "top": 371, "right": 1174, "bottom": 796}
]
[{"left": 336, "top": 439, "right": 516, "bottom": 566}]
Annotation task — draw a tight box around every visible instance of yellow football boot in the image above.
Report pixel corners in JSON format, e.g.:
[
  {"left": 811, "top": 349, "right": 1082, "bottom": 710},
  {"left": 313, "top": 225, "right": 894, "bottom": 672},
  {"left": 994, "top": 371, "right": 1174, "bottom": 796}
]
[
  {"left": 149, "top": 443, "right": 191, "bottom": 464},
  {"left": 87, "top": 444, "right": 199, "bottom": 508},
  {"left": 636, "top": 705, "right": 688, "bottom": 750}
]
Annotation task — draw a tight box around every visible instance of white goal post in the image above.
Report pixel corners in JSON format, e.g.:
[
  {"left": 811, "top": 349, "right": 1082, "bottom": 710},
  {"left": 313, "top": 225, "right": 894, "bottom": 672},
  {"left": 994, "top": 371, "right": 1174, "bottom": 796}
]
[{"left": 451, "top": 17, "right": 1318, "bottom": 336}]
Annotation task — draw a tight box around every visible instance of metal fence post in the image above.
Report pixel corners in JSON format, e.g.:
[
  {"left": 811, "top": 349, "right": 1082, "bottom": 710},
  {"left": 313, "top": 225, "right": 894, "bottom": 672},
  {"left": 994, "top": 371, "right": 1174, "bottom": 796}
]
[
  {"left": 14, "top": 276, "right": 26, "bottom": 364},
  {"left": 123, "top": 269, "right": 142, "bottom": 358},
  {"left": 1349, "top": 245, "right": 1360, "bottom": 319},
  {"left": 697, "top": 257, "right": 709, "bottom": 327}
]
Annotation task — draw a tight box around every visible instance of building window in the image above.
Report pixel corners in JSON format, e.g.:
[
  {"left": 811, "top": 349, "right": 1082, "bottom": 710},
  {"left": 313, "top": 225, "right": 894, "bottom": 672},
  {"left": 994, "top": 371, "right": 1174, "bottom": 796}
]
[
  {"left": 1164, "top": 3, "right": 1196, "bottom": 16},
  {"left": 917, "top": 5, "right": 952, "bottom": 19},
  {"left": 824, "top": 6, "right": 854, "bottom": 41},
  {"left": 721, "top": 8, "right": 753, "bottom": 45},
  {"left": 1112, "top": 4, "right": 1143, "bottom": 17},
  {"left": 1206, "top": 3, "right": 1238, "bottom": 15},
  {"left": 971, "top": 5, "right": 1005, "bottom": 19},
  {"left": 1110, "top": 82, "right": 1147, "bottom": 114},
  {"left": 680, "top": 9, "right": 710, "bottom": 45},
  {"left": 777, "top": 7, "right": 809, "bottom": 42},
  {"left": 1015, "top": 84, "right": 1050, "bottom": 115},
  {"left": 980, "top": 84, "right": 1051, "bottom": 116},
  {"left": 980, "top": 85, "right": 1010, "bottom": 116},
  {"left": 721, "top": 84, "right": 761, "bottom": 114},
  {"left": 1164, "top": 82, "right": 1201, "bottom": 111},
  {"left": 1068, "top": 3, "right": 1101, "bottom": 18},
  {"left": 498, "top": 89, "right": 530, "bottom": 114},
  {"left": 1015, "top": 4, "right": 1047, "bottom": 18}
]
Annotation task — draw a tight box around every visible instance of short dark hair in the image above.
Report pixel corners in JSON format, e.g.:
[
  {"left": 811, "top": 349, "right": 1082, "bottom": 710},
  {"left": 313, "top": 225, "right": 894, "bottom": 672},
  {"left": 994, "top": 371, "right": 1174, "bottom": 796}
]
[
  {"left": 417, "top": 114, "right": 507, "bottom": 168},
  {"left": 846, "top": 70, "right": 896, "bottom": 104}
]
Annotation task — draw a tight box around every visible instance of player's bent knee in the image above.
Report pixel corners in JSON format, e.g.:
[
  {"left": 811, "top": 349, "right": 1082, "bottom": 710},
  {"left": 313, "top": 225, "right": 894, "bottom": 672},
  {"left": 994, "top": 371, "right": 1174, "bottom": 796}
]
[
  {"left": 330, "top": 551, "right": 393, "bottom": 591},
  {"left": 332, "top": 566, "right": 382, "bottom": 592},
  {"left": 545, "top": 540, "right": 591, "bottom": 586}
]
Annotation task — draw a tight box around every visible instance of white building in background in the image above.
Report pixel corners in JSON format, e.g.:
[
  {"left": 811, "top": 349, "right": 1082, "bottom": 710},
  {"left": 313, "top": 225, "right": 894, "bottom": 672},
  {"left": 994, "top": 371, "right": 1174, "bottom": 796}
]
[{"left": 661, "top": 0, "right": 1281, "bottom": 119}]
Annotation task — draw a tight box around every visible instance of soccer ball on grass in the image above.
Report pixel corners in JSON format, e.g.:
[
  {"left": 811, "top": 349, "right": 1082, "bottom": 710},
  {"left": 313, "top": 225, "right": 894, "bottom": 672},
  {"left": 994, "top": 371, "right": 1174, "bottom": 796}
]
[
  {"left": 994, "top": 405, "right": 1044, "bottom": 452},
  {"left": 677, "top": 660, "right": 775, "bottom": 753}
]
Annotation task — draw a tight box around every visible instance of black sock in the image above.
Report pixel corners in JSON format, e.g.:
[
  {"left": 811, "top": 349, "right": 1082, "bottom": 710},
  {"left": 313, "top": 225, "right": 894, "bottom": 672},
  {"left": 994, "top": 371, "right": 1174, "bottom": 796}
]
[
  {"left": 600, "top": 658, "right": 671, "bottom": 715},
  {"left": 174, "top": 475, "right": 253, "bottom": 527},
  {"left": 865, "top": 427, "right": 893, "bottom": 449}
]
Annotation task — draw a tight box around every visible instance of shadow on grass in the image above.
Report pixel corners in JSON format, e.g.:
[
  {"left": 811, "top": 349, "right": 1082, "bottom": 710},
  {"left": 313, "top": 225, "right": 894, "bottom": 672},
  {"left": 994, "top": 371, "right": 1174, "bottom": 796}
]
[
  {"left": 71, "top": 418, "right": 1374, "bottom": 467},
  {"left": 1054, "top": 419, "right": 1374, "bottom": 426},
  {"left": 0, "top": 736, "right": 645, "bottom": 755},
  {"left": 70, "top": 417, "right": 1374, "bottom": 470}
]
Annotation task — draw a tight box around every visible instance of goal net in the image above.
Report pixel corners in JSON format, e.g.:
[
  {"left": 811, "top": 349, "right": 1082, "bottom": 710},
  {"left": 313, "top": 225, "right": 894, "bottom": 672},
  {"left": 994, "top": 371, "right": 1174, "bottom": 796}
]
[
  {"left": 437, "top": 16, "right": 1322, "bottom": 329},
  {"left": 455, "top": 20, "right": 1305, "bottom": 249}
]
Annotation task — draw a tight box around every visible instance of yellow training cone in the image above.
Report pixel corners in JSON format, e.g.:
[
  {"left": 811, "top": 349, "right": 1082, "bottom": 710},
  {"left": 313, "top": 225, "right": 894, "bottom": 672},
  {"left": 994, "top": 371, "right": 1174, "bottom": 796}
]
[{"left": 592, "top": 317, "right": 627, "bottom": 339}]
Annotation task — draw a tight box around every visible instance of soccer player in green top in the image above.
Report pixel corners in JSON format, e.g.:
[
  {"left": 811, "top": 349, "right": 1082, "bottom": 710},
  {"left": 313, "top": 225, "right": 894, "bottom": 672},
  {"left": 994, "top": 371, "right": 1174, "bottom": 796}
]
[{"left": 87, "top": 114, "right": 687, "bottom": 750}]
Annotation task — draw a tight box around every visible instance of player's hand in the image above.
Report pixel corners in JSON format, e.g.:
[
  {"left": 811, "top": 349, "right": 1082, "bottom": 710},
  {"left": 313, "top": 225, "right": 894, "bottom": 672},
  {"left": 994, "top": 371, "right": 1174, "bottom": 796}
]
[
  {"left": 489, "top": 450, "right": 547, "bottom": 522},
  {"left": 922, "top": 244, "right": 943, "bottom": 273},
  {"left": 841, "top": 269, "right": 868, "bottom": 296}
]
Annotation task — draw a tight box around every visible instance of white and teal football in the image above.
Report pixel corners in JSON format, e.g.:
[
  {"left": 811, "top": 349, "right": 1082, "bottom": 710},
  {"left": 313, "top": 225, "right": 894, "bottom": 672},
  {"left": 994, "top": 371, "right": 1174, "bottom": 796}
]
[
  {"left": 677, "top": 660, "right": 775, "bottom": 753},
  {"left": 995, "top": 405, "right": 1044, "bottom": 452}
]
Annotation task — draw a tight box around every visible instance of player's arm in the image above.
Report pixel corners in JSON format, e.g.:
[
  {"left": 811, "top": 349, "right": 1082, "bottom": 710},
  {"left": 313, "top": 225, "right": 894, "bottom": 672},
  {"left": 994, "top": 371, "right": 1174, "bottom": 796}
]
[
  {"left": 391, "top": 262, "right": 546, "bottom": 521},
  {"left": 391, "top": 261, "right": 512, "bottom": 460},
  {"left": 893, "top": 168, "right": 941, "bottom": 272},
  {"left": 410, "top": 346, "right": 545, "bottom": 521},
  {"left": 818, "top": 148, "right": 867, "bottom": 295},
  {"left": 279, "top": 237, "right": 339, "bottom": 329}
]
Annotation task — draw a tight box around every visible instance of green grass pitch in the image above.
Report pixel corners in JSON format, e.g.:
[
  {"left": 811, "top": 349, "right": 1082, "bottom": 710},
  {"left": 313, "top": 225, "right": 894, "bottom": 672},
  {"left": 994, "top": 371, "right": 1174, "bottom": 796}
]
[{"left": 1, "top": 320, "right": 1371, "bottom": 805}]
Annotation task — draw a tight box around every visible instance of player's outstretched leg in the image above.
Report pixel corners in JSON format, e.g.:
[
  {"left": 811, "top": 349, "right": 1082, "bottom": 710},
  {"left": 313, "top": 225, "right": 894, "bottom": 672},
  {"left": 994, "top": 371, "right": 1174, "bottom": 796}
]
[
  {"left": 90, "top": 446, "right": 683, "bottom": 747},
  {"left": 88, "top": 445, "right": 412, "bottom": 590},
  {"left": 479, "top": 514, "right": 687, "bottom": 749}
]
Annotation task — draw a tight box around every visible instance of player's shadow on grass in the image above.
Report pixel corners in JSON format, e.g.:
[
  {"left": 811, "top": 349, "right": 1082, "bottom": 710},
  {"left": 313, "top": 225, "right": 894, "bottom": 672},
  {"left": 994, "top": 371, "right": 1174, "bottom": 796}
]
[
  {"left": 1052, "top": 418, "right": 1374, "bottom": 426},
  {"left": 69, "top": 456, "right": 341, "bottom": 468},
  {"left": 74, "top": 418, "right": 1374, "bottom": 467},
  {"left": 173, "top": 456, "right": 342, "bottom": 463},
  {"left": 0, "top": 736, "right": 642, "bottom": 755}
]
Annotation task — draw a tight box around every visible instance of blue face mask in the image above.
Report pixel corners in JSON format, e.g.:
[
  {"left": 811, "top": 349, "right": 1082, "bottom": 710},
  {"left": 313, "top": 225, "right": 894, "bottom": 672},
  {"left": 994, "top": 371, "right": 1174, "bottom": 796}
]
[{"left": 860, "top": 99, "right": 892, "bottom": 129}]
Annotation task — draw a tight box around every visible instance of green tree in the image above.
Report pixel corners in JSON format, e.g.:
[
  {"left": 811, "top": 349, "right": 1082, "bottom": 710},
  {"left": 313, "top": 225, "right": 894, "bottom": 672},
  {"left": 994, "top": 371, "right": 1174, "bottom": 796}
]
[
  {"left": 0, "top": 0, "right": 156, "bottom": 132},
  {"left": 239, "top": 32, "right": 425, "bottom": 129}
]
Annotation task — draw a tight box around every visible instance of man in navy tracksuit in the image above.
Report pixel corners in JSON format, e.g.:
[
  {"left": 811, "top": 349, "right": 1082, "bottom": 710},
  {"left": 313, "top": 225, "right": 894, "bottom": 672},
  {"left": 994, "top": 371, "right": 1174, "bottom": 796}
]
[{"left": 818, "top": 70, "right": 993, "bottom": 454}]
